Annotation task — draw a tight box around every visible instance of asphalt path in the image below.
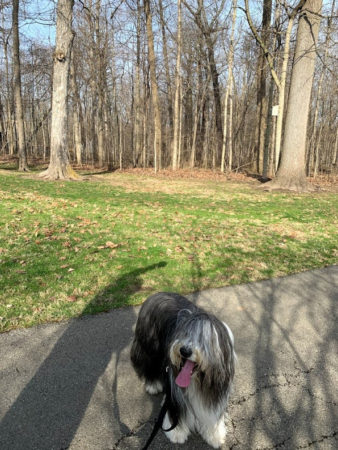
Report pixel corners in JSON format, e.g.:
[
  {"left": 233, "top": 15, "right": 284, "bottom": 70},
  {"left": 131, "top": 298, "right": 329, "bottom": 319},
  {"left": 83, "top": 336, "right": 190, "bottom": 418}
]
[{"left": 0, "top": 266, "right": 337, "bottom": 449}]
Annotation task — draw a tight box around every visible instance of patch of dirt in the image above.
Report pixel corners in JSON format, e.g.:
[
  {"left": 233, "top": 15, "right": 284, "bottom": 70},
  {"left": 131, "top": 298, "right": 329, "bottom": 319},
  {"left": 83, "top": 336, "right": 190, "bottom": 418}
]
[
  {"left": 1, "top": 163, "right": 337, "bottom": 193},
  {"left": 86, "top": 169, "right": 258, "bottom": 198}
]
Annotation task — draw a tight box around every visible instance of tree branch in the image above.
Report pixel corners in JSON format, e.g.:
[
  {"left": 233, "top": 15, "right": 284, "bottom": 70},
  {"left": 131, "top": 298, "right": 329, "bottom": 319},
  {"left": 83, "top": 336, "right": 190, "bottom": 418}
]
[{"left": 243, "top": 0, "right": 280, "bottom": 89}]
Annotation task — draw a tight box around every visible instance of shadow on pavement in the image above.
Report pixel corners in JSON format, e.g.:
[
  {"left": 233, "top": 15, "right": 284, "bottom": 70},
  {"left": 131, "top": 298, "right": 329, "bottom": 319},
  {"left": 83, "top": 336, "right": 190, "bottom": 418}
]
[
  {"left": 0, "top": 262, "right": 166, "bottom": 450},
  {"left": 231, "top": 269, "right": 338, "bottom": 448}
]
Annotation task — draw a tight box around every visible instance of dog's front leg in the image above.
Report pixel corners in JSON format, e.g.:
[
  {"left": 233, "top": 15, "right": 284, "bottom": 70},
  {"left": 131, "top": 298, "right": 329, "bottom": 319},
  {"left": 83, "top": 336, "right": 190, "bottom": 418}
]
[
  {"left": 163, "top": 412, "right": 190, "bottom": 444},
  {"left": 200, "top": 416, "right": 227, "bottom": 449}
]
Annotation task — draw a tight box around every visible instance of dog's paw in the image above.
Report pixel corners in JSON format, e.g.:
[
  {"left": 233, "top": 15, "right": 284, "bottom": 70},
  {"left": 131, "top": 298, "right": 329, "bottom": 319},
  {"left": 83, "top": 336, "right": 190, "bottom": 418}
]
[
  {"left": 202, "top": 420, "right": 227, "bottom": 448},
  {"left": 145, "top": 380, "right": 163, "bottom": 395},
  {"left": 163, "top": 413, "right": 190, "bottom": 444}
]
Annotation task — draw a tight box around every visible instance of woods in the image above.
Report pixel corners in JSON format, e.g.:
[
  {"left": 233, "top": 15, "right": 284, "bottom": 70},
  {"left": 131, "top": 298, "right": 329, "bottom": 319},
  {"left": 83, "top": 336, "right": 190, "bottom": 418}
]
[{"left": 0, "top": 0, "right": 337, "bottom": 189}]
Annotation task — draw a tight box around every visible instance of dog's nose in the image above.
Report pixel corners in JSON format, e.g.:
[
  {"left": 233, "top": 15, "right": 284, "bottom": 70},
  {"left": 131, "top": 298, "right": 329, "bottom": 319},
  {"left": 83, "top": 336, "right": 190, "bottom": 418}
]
[{"left": 180, "top": 346, "right": 192, "bottom": 358}]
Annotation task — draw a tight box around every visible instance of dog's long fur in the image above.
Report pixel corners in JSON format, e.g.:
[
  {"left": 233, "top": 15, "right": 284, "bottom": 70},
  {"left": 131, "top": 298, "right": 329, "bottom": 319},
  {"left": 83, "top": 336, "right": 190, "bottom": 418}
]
[{"left": 130, "top": 292, "right": 235, "bottom": 448}]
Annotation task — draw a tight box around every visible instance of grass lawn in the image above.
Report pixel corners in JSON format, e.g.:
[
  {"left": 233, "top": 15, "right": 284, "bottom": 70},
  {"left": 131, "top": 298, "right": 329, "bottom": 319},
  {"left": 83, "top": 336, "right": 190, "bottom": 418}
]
[{"left": 0, "top": 169, "right": 337, "bottom": 332}]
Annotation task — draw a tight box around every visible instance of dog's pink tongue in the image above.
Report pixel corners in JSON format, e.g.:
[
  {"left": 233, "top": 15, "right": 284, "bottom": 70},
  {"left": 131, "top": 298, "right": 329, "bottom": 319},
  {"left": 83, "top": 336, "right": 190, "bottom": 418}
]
[{"left": 175, "top": 359, "right": 195, "bottom": 388}]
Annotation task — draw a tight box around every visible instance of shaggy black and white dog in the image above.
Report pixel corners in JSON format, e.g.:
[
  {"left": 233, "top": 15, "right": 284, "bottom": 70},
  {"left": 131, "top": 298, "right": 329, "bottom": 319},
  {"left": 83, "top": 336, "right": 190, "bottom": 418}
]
[{"left": 130, "top": 292, "right": 235, "bottom": 448}]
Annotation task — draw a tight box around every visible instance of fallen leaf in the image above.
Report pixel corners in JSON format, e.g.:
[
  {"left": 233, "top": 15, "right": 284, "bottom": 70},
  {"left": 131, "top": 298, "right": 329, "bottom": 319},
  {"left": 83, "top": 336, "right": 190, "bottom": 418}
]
[{"left": 105, "top": 241, "right": 119, "bottom": 249}]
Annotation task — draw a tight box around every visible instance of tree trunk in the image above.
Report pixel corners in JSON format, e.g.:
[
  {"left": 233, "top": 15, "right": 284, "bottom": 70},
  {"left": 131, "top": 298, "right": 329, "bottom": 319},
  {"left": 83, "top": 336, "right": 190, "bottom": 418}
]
[
  {"left": 40, "top": 0, "right": 78, "bottom": 180},
  {"left": 265, "top": 0, "right": 322, "bottom": 191},
  {"left": 205, "top": 34, "right": 223, "bottom": 153},
  {"left": 144, "top": 0, "right": 162, "bottom": 171},
  {"left": 172, "top": 0, "right": 182, "bottom": 170},
  {"left": 12, "top": 0, "right": 28, "bottom": 171},
  {"left": 309, "top": 0, "right": 334, "bottom": 177},
  {"left": 96, "top": 0, "right": 106, "bottom": 167},
  {"left": 134, "top": 0, "right": 142, "bottom": 167},
  {"left": 274, "top": 15, "right": 295, "bottom": 172},
  {"left": 256, "top": 0, "right": 272, "bottom": 174},
  {"left": 221, "top": 0, "right": 237, "bottom": 173},
  {"left": 70, "top": 59, "right": 83, "bottom": 165},
  {"left": 158, "top": 0, "right": 173, "bottom": 129},
  {"left": 228, "top": 82, "right": 233, "bottom": 171}
]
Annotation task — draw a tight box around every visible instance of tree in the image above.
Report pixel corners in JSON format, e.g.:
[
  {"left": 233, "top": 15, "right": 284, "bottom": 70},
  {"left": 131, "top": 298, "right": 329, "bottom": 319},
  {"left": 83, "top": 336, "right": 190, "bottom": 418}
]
[
  {"left": 184, "top": 0, "right": 225, "bottom": 157},
  {"left": 221, "top": 0, "right": 237, "bottom": 173},
  {"left": 40, "top": 0, "right": 78, "bottom": 180},
  {"left": 172, "top": 0, "right": 182, "bottom": 170},
  {"left": 12, "top": 0, "right": 28, "bottom": 171},
  {"left": 256, "top": 0, "right": 272, "bottom": 175},
  {"left": 144, "top": 0, "right": 162, "bottom": 172},
  {"left": 265, "top": 0, "right": 323, "bottom": 191},
  {"left": 245, "top": 0, "right": 307, "bottom": 176}
]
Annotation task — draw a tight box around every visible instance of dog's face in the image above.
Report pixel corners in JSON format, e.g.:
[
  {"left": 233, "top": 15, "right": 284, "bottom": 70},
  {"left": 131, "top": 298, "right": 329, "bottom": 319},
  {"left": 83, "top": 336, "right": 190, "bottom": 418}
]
[{"left": 169, "top": 314, "right": 227, "bottom": 388}]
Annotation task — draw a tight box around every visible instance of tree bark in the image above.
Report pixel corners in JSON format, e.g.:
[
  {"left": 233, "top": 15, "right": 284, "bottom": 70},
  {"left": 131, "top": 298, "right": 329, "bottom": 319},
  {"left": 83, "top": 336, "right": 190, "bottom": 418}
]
[
  {"left": 70, "top": 58, "right": 83, "bottom": 165},
  {"left": 40, "top": 0, "right": 78, "bottom": 180},
  {"left": 265, "top": 0, "right": 322, "bottom": 191}
]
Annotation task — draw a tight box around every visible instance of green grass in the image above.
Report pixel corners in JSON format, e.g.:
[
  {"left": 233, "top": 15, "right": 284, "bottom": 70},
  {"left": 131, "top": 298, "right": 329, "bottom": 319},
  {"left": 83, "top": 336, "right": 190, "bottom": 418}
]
[{"left": 0, "top": 170, "right": 337, "bottom": 332}]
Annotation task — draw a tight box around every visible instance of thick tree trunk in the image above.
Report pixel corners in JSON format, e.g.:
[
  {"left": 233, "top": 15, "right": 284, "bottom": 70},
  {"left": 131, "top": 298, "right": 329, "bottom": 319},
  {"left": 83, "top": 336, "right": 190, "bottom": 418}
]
[
  {"left": 40, "top": 0, "right": 78, "bottom": 180},
  {"left": 265, "top": 0, "right": 322, "bottom": 192},
  {"left": 12, "top": 0, "right": 28, "bottom": 171},
  {"left": 274, "top": 16, "right": 295, "bottom": 173},
  {"left": 70, "top": 59, "right": 83, "bottom": 165}
]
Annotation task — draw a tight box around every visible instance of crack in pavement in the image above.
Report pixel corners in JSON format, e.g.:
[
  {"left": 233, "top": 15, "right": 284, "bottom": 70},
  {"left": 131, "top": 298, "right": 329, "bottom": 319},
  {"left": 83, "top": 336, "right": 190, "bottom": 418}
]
[
  {"left": 112, "top": 419, "right": 152, "bottom": 449},
  {"left": 294, "top": 431, "right": 338, "bottom": 449},
  {"left": 232, "top": 368, "right": 315, "bottom": 406}
]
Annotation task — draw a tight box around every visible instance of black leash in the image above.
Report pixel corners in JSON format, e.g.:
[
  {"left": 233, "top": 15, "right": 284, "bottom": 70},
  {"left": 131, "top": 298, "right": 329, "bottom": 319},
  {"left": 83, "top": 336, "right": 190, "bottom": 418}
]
[{"left": 141, "top": 375, "right": 179, "bottom": 450}]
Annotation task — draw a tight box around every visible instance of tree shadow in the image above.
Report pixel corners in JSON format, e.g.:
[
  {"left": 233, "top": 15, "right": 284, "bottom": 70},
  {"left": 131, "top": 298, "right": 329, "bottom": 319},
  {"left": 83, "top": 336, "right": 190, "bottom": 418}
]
[
  {"left": 231, "top": 267, "right": 338, "bottom": 448},
  {"left": 0, "top": 262, "right": 166, "bottom": 450}
]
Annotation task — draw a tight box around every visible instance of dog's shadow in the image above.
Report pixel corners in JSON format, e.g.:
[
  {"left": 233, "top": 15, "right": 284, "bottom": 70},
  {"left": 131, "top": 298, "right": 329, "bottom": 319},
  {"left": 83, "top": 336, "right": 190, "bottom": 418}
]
[{"left": 0, "top": 262, "right": 166, "bottom": 450}]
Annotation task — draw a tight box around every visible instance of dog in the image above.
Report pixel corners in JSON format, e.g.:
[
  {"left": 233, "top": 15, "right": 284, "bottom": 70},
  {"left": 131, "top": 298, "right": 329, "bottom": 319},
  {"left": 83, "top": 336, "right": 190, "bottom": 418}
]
[{"left": 130, "top": 292, "right": 235, "bottom": 448}]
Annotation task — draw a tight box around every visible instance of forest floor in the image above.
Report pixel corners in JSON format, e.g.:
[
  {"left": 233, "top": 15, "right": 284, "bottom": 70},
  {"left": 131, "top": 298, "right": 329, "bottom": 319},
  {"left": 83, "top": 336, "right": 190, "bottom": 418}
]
[{"left": 0, "top": 167, "right": 337, "bottom": 332}]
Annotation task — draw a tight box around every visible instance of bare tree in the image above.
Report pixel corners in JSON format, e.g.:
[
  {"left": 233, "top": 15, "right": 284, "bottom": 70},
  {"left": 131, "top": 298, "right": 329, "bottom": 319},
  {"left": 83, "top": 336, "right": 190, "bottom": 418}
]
[
  {"left": 308, "top": 0, "right": 335, "bottom": 177},
  {"left": 184, "top": 0, "right": 225, "bottom": 157},
  {"left": 265, "top": 0, "right": 323, "bottom": 191},
  {"left": 221, "top": 0, "right": 237, "bottom": 173},
  {"left": 1, "top": 0, "right": 336, "bottom": 177},
  {"left": 245, "top": 0, "right": 307, "bottom": 174},
  {"left": 40, "top": 0, "right": 78, "bottom": 180},
  {"left": 256, "top": 0, "right": 272, "bottom": 175},
  {"left": 172, "top": 0, "right": 182, "bottom": 170},
  {"left": 12, "top": 0, "right": 28, "bottom": 171},
  {"left": 144, "top": 0, "right": 162, "bottom": 171}
]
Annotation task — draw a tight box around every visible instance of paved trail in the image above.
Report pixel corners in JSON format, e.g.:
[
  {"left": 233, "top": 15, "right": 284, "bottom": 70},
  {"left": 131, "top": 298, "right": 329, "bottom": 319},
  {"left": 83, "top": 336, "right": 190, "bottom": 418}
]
[{"left": 0, "top": 266, "right": 337, "bottom": 449}]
